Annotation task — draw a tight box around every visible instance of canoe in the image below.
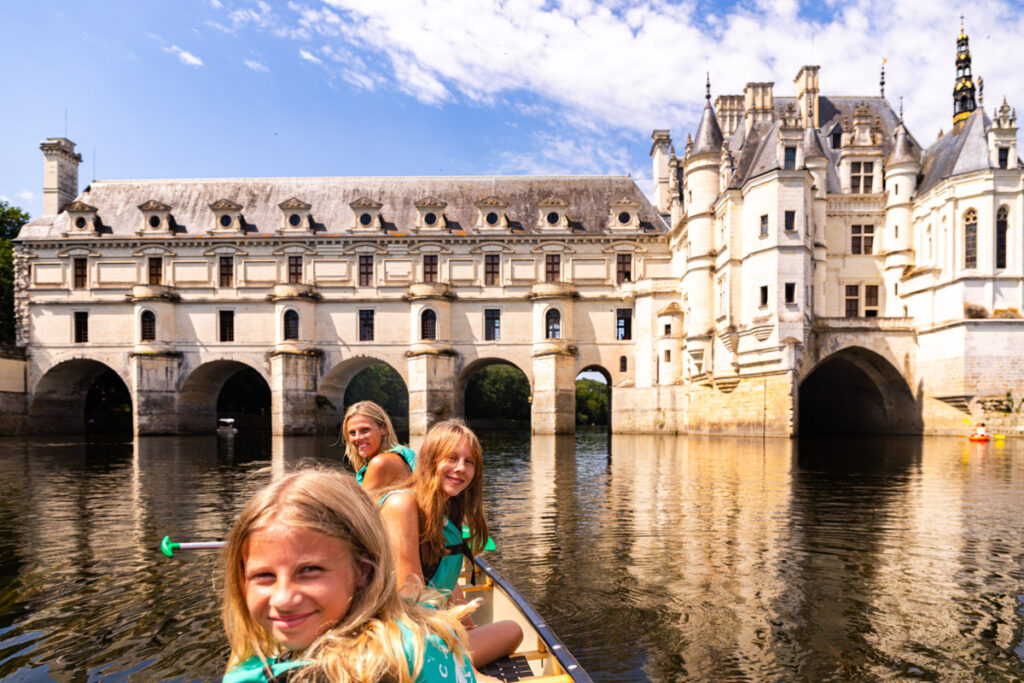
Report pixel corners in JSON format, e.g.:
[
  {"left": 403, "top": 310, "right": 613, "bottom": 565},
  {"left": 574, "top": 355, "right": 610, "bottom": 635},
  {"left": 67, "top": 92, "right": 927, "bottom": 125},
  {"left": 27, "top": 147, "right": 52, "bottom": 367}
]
[{"left": 460, "top": 556, "right": 592, "bottom": 682}]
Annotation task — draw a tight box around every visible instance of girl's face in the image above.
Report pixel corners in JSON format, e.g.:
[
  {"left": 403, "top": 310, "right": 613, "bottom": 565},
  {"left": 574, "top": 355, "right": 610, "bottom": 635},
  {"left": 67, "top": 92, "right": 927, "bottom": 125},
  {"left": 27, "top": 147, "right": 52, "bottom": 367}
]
[
  {"left": 346, "top": 415, "right": 386, "bottom": 460},
  {"left": 436, "top": 438, "right": 476, "bottom": 498},
  {"left": 244, "top": 521, "right": 364, "bottom": 651}
]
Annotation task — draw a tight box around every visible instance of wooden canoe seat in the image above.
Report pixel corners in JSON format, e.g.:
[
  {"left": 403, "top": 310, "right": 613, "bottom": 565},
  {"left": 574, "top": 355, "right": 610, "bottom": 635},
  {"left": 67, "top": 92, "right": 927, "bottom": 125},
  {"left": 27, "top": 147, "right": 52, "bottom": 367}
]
[{"left": 481, "top": 654, "right": 535, "bottom": 681}]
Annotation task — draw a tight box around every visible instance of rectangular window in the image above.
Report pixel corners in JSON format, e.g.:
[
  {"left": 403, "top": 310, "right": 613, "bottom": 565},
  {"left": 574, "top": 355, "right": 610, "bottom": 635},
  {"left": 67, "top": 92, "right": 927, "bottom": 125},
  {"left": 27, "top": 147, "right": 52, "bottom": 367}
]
[
  {"left": 359, "top": 310, "right": 374, "bottom": 341},
  {"left": 484, "top": 254, "right": 499, "bottom": 285},
  {"left": 219, "top": 257, "right": 233, "bottom": 287},
  {"left": 148, "top": 257, "right": 162, "bottom": 285},
  {"left": 359, "top": 255, "right": 373, "bottom": 287},
  {"left": 784, "top": 211, "right": 796, "bottom": 232},
  {"left": 219, "top": 310, "right": 234, "bottom": 342},
  {"left": 423, "top": 255, "right": 438, "bottom": 283},
  {"left": 74, "top": 311, "right": 88, "bottom": 343},
  {"left": 999, "top": 147, "right": 1009, "bottom": 169},
  {"left": 484, "top": 309, "right": 500, "bottom": 341},
  {"left": 851, "top": 225, "right": 874, "bottom": 254},
  {"left": 616, "top": 253, "right": 632, "bottom": 284},
  {"left": 760, "top": 214, "right": 769, "bottom": 237},
  {"left": 784, "top": 146, "right": 796, "bottom": 170},
  {"left": 664, "top": 349, "right": 671, "bottom": 363},
  {"left": 663, "top": 324, "right": 671, "bottom": 336},
  {"left": 616, "top": 308, "right": 632, "bottom": 340},
  {"left": 845, "top": 285, "right": 859, "bottom": 318},
  {"left": 288, "top": 256, "right": 302, "bottom": 284},
  {"left": 785, "top": 282, "right": 796, "bottom": 304},
  {"left": 74, "top": 258, "right": 87, "bottom": 289},
  {"left": 851, "top": 161, "right": 874, "bottom": 193},
  {"left": 759, "top": 285, "right": 769, "bottom": 307},
  {"left": 864, "top": 284, "right": 879, "bottom": 317},
  {"left": 545, "top": 254, "right": 560, "bottom": 283}
]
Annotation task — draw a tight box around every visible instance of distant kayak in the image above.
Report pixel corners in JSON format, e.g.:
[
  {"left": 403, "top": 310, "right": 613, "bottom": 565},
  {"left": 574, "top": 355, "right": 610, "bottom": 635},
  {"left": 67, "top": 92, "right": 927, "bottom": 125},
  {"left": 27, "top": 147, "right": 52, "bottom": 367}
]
[{"left": 968, "top": 434, "right": 991, "bottom": 442}]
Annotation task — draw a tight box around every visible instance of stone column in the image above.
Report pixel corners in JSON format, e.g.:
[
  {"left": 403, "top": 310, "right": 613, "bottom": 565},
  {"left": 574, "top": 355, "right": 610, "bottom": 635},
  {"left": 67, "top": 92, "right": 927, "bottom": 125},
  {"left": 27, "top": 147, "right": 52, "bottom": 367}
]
[
  {"left": 270, "top": 350, "right": 321, "bottom": 435},
  {"left": 131, "top": 351, "right": 183, "bottom": 435},
  {"left": 531, "top": 347, "right": 576, "bottom": 434},
  {"left": 407, "top": 351, "right": 457, "bottom": 435}
]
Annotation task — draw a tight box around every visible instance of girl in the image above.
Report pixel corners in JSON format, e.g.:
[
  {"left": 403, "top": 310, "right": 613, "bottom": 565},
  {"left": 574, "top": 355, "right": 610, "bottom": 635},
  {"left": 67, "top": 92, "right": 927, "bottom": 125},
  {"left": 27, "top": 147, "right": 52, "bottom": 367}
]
[
  {"left": 221, "top": 468, "right": 482, "bottom": 682},
  {"left": 342, "top": 401, "right": 416, "bottom": 492},
  {"left": 379, "top": 420, "right": 523, "bottom": 669}
]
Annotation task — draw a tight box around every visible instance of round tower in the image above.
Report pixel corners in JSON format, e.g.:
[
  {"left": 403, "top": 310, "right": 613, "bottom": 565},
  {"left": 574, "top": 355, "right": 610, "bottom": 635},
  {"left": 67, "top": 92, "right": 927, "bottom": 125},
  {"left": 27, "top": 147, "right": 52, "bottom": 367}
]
[{"left": 883, "top": 114, "right": 921, "bottom": 316}]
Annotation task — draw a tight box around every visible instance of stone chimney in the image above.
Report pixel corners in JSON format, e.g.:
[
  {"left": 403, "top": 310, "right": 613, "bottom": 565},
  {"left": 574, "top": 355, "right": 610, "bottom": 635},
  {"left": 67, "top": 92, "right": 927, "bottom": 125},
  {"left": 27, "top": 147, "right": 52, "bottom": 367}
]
[
  {"left": 40, "top": 137, "right": 82, "bottom": 216},
  {"left": 794, "top": 65, "right": 820, "bottom": 129},
  {"left": 714, "top": 95, "right": 744, "bottom": 137},
  {"left": 744, "top": 82, "right": 774, "bottom": 134},
  {"left": 650, "top": 129, "right": 672, "bottom": 213}
]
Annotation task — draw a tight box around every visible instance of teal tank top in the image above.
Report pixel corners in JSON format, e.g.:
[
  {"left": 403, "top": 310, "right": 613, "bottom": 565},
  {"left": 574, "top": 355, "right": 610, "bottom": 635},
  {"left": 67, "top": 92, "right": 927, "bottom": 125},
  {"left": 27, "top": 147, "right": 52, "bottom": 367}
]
[{"left": 356, "top": 444, "right": 416, "bottom": 485}]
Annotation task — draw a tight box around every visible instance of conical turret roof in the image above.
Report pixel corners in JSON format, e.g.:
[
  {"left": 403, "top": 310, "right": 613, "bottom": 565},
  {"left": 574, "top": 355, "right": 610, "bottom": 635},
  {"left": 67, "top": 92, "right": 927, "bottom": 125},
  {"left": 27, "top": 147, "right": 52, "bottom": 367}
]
[
  {"left": 691, "top": 76, "right": 724, "bottom": 156},
  {"left": 802, "top": 126, "right": 826, "bottom": 160},
  {"left": 887, "top": 122, "right": 920, "bottom": 166}
]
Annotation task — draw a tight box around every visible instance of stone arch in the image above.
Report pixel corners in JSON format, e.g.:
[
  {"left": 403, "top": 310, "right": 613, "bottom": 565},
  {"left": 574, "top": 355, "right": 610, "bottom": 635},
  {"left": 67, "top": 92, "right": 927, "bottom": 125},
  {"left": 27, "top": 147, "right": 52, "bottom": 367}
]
[
  {"left": 575, "top": 363, "right": 612, "bottom": 428},
  {"left": 30, "top": 357, "right": 133, "bottom": 434},
  {"left": 797, "top": 346, "right": 921, "bottom": 435},
  {"left": 455, "top": 357, "right": 531, "bottom": 425},
  {"left": 318, "top": 356, "right": 410, "bottom": 434},
  {"left": 178, "top": 359, "right": 271, "bottom": 433}
]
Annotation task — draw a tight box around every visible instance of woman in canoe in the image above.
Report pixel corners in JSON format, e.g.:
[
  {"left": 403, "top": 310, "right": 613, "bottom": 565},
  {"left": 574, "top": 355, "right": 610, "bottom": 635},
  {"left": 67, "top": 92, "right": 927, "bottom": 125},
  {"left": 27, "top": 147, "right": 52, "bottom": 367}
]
[
  {"left": 379, "top": 419, "right": 523, "bottom": 669},
  {"left": 342, "top": 401, "right": 416, "bottom": 492},
  {"left": 221, "top": 467, "right": 486, "bottom": 682}
]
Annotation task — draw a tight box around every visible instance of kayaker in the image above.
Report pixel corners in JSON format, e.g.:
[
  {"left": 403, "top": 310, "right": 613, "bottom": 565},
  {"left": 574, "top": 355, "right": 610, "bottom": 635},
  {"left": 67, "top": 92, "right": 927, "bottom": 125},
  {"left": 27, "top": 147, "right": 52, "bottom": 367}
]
[
  {"left": 220, "top": 467, "right": 486, "bottom": 682},
  {"left": 342, "top": 401, "right": 416, "bottom": 492},
  {"left": 379, "top": 419, "right": 523, "bottom": 669}
]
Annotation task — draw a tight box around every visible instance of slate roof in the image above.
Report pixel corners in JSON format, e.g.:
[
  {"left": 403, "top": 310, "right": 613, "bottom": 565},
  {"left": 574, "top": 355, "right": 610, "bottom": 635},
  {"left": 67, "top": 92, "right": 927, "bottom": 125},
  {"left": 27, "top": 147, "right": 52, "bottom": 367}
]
[
  {"left": 18, "top": 176, "right": 667, "bottom": 240},
  {"left": 692, "top": 100, "right": 724, "bottom": 156},
  {"left": 916, "top": 109, "right": 1015, "bottom": 194}
]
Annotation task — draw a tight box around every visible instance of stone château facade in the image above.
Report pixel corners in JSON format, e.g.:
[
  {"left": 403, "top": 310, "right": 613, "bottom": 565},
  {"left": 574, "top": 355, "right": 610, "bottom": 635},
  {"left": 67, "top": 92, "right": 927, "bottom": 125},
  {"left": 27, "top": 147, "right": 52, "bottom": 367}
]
[{"left": 8, "top": 26, "right": 1024, "bottom": 436}]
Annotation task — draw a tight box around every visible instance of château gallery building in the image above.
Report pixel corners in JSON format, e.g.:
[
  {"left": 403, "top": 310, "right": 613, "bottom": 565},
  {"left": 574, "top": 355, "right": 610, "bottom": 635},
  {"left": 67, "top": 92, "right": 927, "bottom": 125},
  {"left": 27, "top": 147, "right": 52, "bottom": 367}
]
[{"left": 4, "top": 27, "right": 1023, "bottom": 437}]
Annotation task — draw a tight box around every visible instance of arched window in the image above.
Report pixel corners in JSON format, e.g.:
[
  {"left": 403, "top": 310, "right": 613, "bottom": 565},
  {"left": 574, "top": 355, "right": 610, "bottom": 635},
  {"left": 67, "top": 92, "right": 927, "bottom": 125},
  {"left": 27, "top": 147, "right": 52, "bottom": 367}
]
[
  {"left": 545, "top": 309, "right": 561, "bottom": 339},
  {"left": 421, "top": 309, "right": 436, "bottom": 340},
  {"left": 964, "top": 209, "right": 977, "bottom": 269},
  {"left": 996, "top": 205, "right": 1009, "bottom": 269},
  {"left": 140, "top": 310, "right": 156, "bottom": 341},
  {"left": 926, "top": 224, "right": 933, "bottom": 261},
  {"left": 283, "top": 309, "right": 299, "bottom": 340},
  {"left": 619, "top": 356, "right": 627, "bottom": 372}
]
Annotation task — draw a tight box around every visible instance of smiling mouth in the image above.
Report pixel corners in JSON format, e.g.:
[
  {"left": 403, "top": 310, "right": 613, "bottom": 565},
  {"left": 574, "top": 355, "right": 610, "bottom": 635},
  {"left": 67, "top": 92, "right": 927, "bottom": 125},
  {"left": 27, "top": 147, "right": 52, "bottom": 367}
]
[{"left": 271, "top": 612, "right": 313, "bottom": 629}]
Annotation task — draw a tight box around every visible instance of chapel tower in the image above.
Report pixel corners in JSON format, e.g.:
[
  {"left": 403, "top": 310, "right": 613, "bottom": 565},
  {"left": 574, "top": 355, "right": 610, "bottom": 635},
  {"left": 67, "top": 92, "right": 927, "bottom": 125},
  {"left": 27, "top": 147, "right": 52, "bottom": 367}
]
[{"left": 953, "top": 20, "right": 977, "bottom": 129}]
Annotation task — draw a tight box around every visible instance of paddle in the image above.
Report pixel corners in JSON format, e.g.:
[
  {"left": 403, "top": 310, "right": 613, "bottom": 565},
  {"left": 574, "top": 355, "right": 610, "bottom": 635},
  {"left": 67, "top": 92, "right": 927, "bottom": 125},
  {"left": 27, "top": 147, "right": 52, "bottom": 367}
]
[{"left": 160, "top": 528, "right": 496, "bottom": 557}]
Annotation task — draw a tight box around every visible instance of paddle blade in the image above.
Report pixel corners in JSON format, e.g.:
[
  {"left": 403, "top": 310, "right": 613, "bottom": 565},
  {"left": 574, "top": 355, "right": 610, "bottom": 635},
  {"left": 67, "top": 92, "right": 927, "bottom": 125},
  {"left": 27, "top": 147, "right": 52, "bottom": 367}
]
[
  {"left": 160, "top": 535, "right": 178, "bottom": 558},
  {"left": 962, "top": 417, "right": 974, "bottom": 425},
  {"left": 462, "top": 526, "right": 497, "bottom": 551}
]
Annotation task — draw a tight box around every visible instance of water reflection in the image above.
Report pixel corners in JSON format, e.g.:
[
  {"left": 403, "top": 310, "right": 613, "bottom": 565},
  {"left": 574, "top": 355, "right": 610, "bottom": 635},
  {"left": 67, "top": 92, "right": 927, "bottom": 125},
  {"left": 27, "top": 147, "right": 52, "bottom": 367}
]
[{"left": 0, "top": 432, "right": 1023, "bottom": 681}]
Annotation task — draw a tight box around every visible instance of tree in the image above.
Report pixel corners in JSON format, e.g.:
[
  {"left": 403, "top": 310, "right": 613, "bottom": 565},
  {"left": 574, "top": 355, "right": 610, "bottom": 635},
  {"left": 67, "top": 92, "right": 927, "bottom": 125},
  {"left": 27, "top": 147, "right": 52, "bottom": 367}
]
[
  {"left": 575, "top": 378, "right": 609, "bottom": 425},
  {"left": 0, "top": 201, "right": 30, "bottom": 344},
  {"left": 464, "top": 364, "right": 531, "bottom": 422}
]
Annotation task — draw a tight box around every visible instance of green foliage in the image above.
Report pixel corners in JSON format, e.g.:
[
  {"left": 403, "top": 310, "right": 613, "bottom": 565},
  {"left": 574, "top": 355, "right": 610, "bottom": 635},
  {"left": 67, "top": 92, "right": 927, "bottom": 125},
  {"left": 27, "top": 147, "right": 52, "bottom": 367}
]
[
  {"left": 0, "top": 201, "right": 29, "bottom": 345},
  {"left": 344, "top": 364, "right": 408, "bottom": 418},
  {"left": 575, "top": 378, "right": 609, "bottom": 425},
  {"left": 465, "top": 364, "right": 530, "bottom": 421},
  {"left": 315, "top": 394, "right": 336, "bottom": 410}
]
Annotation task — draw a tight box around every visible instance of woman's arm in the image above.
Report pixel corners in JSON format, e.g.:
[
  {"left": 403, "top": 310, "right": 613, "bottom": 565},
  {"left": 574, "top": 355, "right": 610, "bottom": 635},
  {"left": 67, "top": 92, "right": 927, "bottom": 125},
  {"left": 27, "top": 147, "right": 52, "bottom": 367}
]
[
  {"left": 379, "top": 491, "right": 425, "bottom": 591},
  {"left": 362, "top": 451, "right": 411, "bottom": 493}
]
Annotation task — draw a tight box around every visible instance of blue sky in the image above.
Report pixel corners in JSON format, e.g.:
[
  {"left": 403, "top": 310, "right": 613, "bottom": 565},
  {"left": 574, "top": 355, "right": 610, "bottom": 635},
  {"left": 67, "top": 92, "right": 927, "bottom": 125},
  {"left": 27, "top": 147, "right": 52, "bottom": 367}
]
[{"left": 3, "top": 0, "right": 1024, "bottom": 220}]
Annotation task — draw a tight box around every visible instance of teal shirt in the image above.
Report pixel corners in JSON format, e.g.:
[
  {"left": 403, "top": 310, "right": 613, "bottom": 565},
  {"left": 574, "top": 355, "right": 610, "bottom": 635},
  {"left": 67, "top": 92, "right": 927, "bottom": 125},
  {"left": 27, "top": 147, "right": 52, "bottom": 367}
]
[
  {"left": 377, "top": 490, "right": 466, "bottom": 598},
  {"left": 223, "top": 624, "right": 476, "bottom": 682},
  {"left": 356, "top": 445, "right": 416, "bottom": 485}
]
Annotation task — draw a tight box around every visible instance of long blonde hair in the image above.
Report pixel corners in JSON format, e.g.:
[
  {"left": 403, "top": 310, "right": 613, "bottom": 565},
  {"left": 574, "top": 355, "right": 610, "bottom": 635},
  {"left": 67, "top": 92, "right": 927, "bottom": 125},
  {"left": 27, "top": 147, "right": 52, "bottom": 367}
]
[
  {"left": 408, "top": 420, "right": 489, "bottom": 568},
  {"left": 341, "top": 401, "right": 400, "bottom": 471},
  {"left": 222, "top": 468, "right": 471, "bottom": 682}
]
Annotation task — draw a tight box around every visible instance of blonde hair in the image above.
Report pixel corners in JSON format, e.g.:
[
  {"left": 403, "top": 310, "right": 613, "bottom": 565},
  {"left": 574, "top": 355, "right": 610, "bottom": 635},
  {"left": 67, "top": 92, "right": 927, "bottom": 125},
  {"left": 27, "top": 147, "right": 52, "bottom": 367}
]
[
  {"left": 222, "top": 467, "right": 472, "bottom": 682},
  {"left": 408, "top": 420, "right": 489, "bottom": 568},
  {"left": 341, "top": 401, "right": 400, "bottom": 471}
]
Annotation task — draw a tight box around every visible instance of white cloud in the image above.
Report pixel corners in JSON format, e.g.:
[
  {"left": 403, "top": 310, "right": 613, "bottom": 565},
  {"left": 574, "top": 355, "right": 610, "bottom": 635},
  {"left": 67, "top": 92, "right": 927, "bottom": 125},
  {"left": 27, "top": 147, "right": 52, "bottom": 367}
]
[
  {"left": 299, "top": 48, "right": 322, "bottom": 64},
  {"left": 16, "top": 190, "right": 34, "bottom": 203},
  {"left": 245, "top": 59, "right": 269, "bottom": 72},
  {"left": 233, "top": 1, "right": 1024, "bottom": 154},
  {"left": 148, "top": 33, "right": 204, "bottom": 67},
  {"left": 208, "top": 0, "right": 223, "bottom": 7}
]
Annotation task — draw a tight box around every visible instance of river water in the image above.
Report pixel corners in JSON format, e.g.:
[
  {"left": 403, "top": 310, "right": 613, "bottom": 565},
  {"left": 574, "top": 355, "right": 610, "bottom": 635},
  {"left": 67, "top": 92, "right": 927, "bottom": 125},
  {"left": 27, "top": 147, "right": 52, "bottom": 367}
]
[{"left": 1, "top": 430, "right": 1023, "bottom": 681}]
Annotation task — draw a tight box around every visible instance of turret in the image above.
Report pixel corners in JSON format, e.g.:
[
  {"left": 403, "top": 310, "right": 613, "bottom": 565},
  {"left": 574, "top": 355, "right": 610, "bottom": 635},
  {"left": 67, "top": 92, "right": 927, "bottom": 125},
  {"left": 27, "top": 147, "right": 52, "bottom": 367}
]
[
  {"left": 883, "top": 106, "right": 921, "bottom": 315},
  {"left": 988, "top": 97, "right": 1018, "bottom": 169},
  {"left": 40, "top": 137, "right": 82, "bottom": 216},
  {"left": 953, "top": 20, "right": 977, "bottom": 130}
]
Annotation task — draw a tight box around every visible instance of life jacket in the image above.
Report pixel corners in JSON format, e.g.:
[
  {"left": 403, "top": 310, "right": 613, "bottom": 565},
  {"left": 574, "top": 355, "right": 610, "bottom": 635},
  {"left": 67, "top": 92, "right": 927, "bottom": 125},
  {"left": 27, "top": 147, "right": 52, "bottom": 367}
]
[
  {"left": 356, "top": 444, "right": 416, "bottom": 486},
  {"left": 223, "top": 654, "right": 311, "bottom": 683},
  {"left": 377, "top": 491, "right": 474, "bottom": 596}
]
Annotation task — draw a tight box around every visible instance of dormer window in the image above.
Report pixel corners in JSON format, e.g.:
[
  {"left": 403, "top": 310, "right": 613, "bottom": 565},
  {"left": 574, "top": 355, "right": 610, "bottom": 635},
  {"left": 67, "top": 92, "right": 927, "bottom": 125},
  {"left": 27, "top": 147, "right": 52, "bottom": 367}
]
[
  {"left": 279, "top": 197, "right": 312, "bottom": 232},
  {"left": 476, "top": 197, "right": 509, "bottom": 230},
  {"left": 138, "top": 199, "right": 172, "bottom": 233},
  {"left": 830, "top": 124, "right": 842, "bottom": 149},
  {"left": 538, "top": 197, "right": 569, "bottom": 230},
  {"left": 210, "top": 199, "right": 243, "bottom": 233},
  {"left": 415, "top": 197, "right": 447, "bottom": 231},
  {"left": 850, "top": 161, "right": 874, "bottom": 193},
  {"left": 608, "top": 198, "right": 641, "bottom": 230},
  {"left": 65, "top": 200, "right": 99, "bottom": 234},
  {"left": 350, "top": 197, "right": 383, "bottom": 232}
]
